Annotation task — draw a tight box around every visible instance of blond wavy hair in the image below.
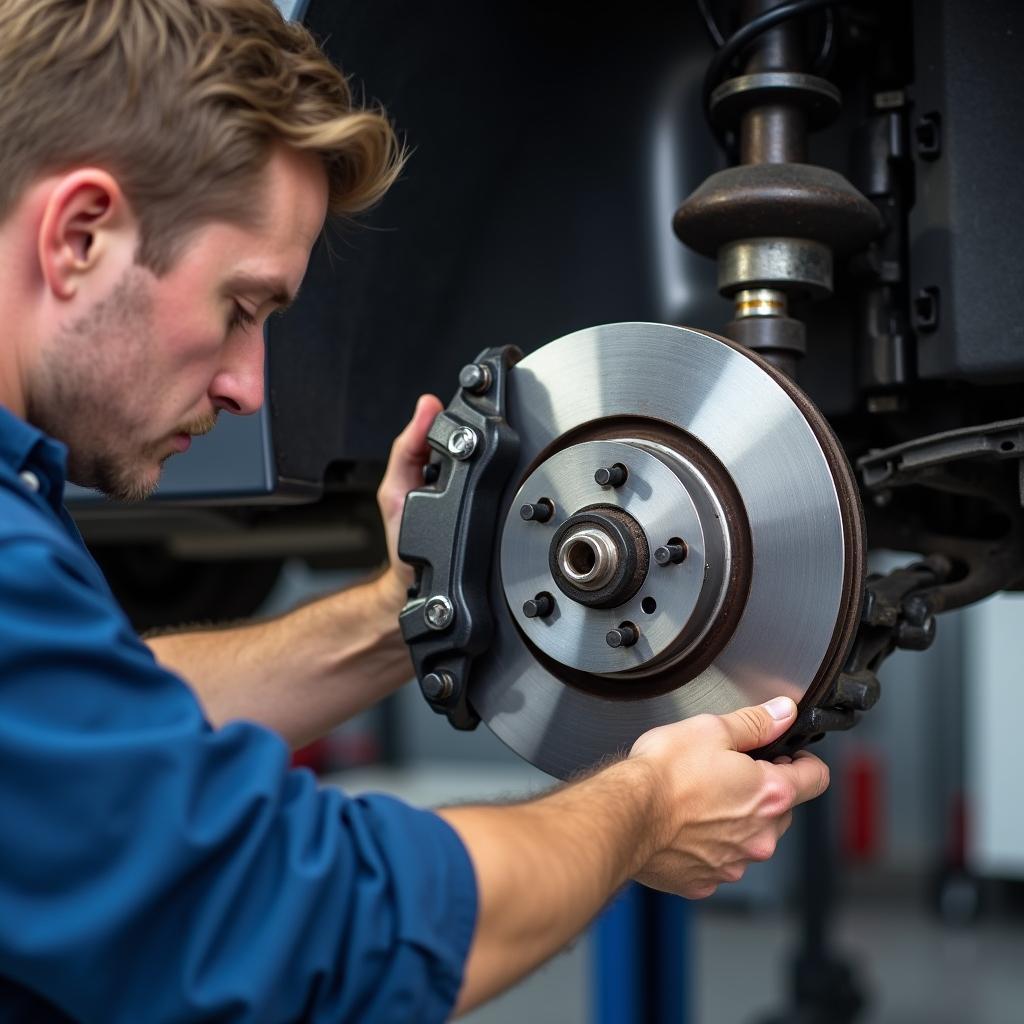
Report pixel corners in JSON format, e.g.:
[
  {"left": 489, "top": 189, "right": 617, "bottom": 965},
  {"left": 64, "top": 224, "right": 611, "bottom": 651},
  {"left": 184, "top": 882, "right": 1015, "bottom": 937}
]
[{"left": 0, "top": 0, "right": 404, "bottom": 271}]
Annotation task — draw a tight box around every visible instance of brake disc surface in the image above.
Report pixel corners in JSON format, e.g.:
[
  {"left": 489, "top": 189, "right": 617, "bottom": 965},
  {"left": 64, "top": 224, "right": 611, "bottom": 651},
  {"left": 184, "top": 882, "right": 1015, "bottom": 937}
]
[{"left": 468, "top": 322, "right": 864, "bottom": 779}]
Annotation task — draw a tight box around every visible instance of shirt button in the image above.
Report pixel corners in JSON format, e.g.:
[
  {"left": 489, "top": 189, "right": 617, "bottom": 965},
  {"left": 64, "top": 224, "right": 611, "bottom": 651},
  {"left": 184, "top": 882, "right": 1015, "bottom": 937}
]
[{"left": 19, "top": 470, "right": 41, "bottom": 492}]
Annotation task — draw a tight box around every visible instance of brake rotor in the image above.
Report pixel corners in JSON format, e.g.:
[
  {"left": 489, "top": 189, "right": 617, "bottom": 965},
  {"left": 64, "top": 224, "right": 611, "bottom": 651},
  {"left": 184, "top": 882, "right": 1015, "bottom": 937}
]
[{"left": 468, "top": 322, "right": 864, "bottom": 779}]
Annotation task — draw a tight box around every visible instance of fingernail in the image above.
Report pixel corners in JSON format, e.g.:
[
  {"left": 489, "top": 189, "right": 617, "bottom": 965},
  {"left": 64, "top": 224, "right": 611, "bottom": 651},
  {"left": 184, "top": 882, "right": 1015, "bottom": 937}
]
[{"left": 763, "top": 696, "right": 795, "bottom": 721}]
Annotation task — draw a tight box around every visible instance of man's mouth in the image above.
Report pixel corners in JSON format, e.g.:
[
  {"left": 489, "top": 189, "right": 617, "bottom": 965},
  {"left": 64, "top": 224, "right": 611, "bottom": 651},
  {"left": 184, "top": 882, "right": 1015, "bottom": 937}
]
[{"left": 167, "top": 415, "right": 217, "bottom": 456}]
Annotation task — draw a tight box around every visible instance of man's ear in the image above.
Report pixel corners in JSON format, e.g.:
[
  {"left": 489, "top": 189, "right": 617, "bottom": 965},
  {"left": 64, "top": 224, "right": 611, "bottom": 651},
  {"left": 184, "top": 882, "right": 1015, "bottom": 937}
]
[{"left": 37, "top": 169, "right": 137, "bottom": 301}]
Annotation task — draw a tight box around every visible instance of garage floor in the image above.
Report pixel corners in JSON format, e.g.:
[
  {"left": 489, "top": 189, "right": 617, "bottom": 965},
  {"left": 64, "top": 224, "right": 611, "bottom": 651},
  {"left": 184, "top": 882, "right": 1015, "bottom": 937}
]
[
  {"left": 328, "top": 765, "right": 1023, "bottom": 1024},
  {"left": 462, "top": 899, "right": 1024, "bottom": 1024}
]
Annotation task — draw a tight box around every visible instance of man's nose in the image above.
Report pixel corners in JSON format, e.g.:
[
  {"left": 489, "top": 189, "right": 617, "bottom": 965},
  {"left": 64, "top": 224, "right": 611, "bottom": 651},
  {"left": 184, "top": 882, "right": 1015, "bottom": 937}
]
[{"left": 209, "top": 333, "right": 265, "bottom": 416}]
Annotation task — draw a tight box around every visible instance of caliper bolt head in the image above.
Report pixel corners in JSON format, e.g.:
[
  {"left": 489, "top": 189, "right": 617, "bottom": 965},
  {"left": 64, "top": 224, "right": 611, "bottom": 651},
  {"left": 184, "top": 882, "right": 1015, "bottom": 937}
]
[
  {"left": 458, "top": 363, "right": 493, "bottom": 394},
  {"left": 594, "top": 463, "right": 628, "bottom": 488},
  {"left": 606, "top": 621, "right": 639, "bottom": 648},
  {"left": 447, "top": 426, "right": 479, "bottom": 460},
  {"left": 654, "top": 542, "right": 687, "bottom": 566},
  {"left": 423, "top": 595, "right": 455, "bottom": 630},
  {"left": 421, "top": 670, "right": 454, "bottom": 701},
  {"left": 523, "top": 592, "right": 555, "bottom": 619},
  {"left": 520, "top": 499, "right": 554, "bottom": 523}
]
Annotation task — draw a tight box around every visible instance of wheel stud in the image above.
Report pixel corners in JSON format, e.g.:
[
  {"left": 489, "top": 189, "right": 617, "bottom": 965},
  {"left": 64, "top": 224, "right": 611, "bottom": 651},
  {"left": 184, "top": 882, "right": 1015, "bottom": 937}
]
[
  {"left": 594, "top": 463, "right": 628, "bottom": 488},
  {"left": 606, "top": 621, "right": 639, "bottom": 648},
  {"left": 523, "top": 592, "right": 555, "bottom": 619},
  {"left": 654, "top": 541, "right": 687, "bottom": 566},
  {"left": 520, "top": 498, "right": 554, "bottom": 523}
]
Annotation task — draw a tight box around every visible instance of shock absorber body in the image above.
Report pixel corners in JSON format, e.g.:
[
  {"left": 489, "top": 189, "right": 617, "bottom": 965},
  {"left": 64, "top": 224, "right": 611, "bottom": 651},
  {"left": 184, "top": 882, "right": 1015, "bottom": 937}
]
[{"left": 674, "top": 0, "right": 882, "bottom": 377}]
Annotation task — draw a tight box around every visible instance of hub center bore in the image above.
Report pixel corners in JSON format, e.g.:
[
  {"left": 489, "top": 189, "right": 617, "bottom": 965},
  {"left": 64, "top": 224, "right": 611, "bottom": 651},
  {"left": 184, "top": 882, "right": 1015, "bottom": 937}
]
[
  {"left": 557, "top": 527, "right": 618, "bottom": 590},
  {"left": 548, "top": 505, "right": 649, "bottom": 610}
]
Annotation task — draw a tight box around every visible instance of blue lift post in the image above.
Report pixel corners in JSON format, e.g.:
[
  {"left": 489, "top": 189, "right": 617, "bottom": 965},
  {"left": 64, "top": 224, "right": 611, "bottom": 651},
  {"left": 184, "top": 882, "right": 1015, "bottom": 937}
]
[{"left": 592, "top": 883, "right": 691, "bottom": 1024}]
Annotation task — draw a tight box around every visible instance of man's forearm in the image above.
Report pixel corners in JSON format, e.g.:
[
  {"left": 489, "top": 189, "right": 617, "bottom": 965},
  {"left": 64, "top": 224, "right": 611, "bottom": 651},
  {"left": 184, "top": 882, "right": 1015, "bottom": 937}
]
[
  {"left": 439, "top": 756, "right": 662, "bottom": 1016},
  {"left": 147, "top": 572, "right": 412, "bottom": 747}
]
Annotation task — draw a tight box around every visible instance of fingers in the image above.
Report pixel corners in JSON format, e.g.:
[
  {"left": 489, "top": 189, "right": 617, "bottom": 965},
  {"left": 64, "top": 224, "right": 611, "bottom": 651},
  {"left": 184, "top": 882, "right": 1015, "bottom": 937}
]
[
  {"left": 386, "top": 394, "right": 443, "bottom": 476},
  {"left": 774, "top": 751, "right": 830, "bottom": 807},
  {"left": 717, "top": 696, "right": 798, "bottom": 753},
  {"left": 773, "top": 809, "right": 794, "bottom": 839},
  {"left": 378, "top": 395, "right": 443, "bottom": 519}
]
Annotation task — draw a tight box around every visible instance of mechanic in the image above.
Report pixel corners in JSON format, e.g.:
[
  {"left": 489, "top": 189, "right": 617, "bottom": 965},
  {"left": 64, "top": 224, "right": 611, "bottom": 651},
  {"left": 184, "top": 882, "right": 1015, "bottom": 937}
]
[{"left": 0, "top": 1, "right": 830, "bottom": 1021}]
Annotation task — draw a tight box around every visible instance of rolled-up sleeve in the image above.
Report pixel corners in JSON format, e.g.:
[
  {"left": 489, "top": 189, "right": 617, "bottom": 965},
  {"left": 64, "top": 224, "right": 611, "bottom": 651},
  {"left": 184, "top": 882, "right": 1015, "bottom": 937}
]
[{"left": 0, "top": 538, "right": 477, "bottom": 1023}]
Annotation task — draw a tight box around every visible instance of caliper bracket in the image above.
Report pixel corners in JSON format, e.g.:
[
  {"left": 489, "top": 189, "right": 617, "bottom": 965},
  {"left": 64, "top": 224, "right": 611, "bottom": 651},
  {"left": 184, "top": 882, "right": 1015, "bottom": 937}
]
[{"left": 397, "top": 346, "right": 521, "bottom": 729}]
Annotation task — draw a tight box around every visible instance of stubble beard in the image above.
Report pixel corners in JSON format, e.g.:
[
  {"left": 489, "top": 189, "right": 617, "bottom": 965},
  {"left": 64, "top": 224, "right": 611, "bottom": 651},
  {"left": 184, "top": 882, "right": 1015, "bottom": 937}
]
[{"left": 27, "top": 267, "right": 198, "bottom": 503}]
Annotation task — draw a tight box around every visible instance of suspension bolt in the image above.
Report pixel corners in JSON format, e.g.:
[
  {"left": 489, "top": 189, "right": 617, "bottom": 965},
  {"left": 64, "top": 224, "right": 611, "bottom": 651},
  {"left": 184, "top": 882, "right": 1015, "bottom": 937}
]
[
  {"left": 423, "top": 595, "right": 455, "bottom": 630},
  {"left": 458, "top": 363, "right": 492, "bottom": 394},
  {"left": 606, "top": 621, "right": 639, "bottom": 648},
  {"left": 523, "top": 592, "right": 555, "bottom": 619},
  {"left": 447, "top": 426, "right": 479, "bottom": 460},
  {"left": 654, "top": 541, "right": 687, "bottom": 566},
  {"left": 595, "top": 463, "right": 628, "bottom": 488},
  {"left": 520, "top": 499, "right": 554, "bottom": 523},
  {"left": 421, "top": 670, "right": 454, "bottom": 701}
]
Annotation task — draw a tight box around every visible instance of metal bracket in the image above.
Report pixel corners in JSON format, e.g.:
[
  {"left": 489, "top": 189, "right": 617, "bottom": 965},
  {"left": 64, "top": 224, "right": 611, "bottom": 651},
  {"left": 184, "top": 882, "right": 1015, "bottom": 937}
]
[
  {"left": 858, "top": 416, "right": 1024, "bottom": 494},
  {"left": 398, "top": 346, "right": 521, "bottom": 729},
  {"left": 768, "top": 555, "right": 952, "bottom": 755}
]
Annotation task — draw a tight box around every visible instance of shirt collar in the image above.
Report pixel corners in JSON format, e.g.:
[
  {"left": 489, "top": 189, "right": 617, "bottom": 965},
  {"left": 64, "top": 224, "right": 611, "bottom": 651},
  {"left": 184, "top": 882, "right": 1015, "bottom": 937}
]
[{"left": 0, "top": 403, "right": 70, "bottom": 508}]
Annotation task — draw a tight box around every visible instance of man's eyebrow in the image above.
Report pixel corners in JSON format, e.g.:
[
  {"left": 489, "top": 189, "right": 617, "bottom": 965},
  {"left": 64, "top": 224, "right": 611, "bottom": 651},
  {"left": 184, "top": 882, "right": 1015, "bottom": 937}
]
[{"left": 229, "top": 273, "right": 297, "bottom": 311}]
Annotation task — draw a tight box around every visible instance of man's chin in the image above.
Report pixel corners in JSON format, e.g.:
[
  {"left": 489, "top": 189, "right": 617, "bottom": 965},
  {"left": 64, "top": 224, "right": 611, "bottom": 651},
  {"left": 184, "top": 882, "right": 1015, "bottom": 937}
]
[{"left": 99, "top": 461, "right": 163, "bottom": 504}]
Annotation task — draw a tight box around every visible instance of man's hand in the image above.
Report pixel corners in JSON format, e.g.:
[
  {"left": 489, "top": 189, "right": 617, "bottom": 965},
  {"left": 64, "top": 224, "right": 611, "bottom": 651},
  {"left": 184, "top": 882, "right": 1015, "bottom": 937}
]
[
  {"left": 629, "top": 696, "right": 829, "bottom": 898},
  {"left": 444, "top": 695, "right": 828, "bottom": 1014},
  {"left": 375, "top": 394, "right": 444, "bottom": 609}
]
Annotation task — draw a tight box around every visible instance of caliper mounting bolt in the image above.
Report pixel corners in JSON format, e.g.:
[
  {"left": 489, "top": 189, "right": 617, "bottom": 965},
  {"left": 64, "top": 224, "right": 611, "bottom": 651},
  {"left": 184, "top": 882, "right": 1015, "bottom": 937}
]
[
  {"left": 423, "top": 595, "right": 455, "bottom": 631},
  {"left": 594, "top": 463, "right": 628, "bottom": 488},
  {"left": 520, "top": 498, "right": 554, "bottom": 523},
  {"left": 458, "top": 363, "right": 493, "bottom": 394},
  {"left": 522, "top": 592, "right": 555, "bottom": 619},
  {"left": 447, "top": 426, "right": 479, "bottom": 461},
  {"left": 421, "top": 670, "right": 454, "bottom": 701},
  {"left": 654, "top": 541, "right": 687, "bottom": 566},
  {"left": 606, "top": 621, "right": 639, "bottom": 648}
]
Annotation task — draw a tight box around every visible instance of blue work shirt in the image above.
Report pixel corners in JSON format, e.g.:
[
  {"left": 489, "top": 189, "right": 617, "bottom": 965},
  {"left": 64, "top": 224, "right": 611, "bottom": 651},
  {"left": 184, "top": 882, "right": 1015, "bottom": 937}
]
[{"left": 0, "top": 404, "right": 477, "bottom": 1023}]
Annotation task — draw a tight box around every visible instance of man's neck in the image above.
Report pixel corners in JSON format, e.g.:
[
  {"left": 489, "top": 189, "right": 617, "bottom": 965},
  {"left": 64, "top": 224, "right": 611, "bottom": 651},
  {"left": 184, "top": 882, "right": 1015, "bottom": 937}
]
[{"left": 0, "top": 371, "right": 26, "bottom": 420}]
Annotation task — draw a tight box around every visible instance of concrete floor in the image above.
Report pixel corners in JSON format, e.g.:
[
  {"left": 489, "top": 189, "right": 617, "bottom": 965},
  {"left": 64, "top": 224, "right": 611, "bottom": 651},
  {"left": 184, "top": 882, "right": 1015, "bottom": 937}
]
[{"left": 462, "top": 900, "right": 1024, "bottom": 1024}]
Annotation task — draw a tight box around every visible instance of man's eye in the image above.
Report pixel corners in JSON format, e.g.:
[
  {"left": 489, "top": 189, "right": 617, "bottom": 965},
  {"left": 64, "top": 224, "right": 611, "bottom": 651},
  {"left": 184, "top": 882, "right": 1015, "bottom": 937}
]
[{"left": 228, "top": 302, "right": 258, "bottom": 332}]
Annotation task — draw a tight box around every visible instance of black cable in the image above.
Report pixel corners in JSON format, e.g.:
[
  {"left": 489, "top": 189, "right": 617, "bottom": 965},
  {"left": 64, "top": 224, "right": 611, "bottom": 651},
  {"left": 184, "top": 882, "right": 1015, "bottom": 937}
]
[
  {"left": 812, "top": 8, "right": 837, "bottom": 74},
  {"left": 695, "top": 0, "right": 727, "bottom": 48},
  {"left": 702, "top": 0, "right": 847, "bottom": 119},
  {"left": 697, "top": 0, "right": 837, "bottom": 70}
]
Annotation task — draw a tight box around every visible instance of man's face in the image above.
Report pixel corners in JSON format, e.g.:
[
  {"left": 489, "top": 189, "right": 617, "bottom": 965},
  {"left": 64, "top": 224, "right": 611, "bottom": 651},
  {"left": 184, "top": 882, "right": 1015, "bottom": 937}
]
[{"left": 28, "top": 146, "right": 328, "bottom": 501}]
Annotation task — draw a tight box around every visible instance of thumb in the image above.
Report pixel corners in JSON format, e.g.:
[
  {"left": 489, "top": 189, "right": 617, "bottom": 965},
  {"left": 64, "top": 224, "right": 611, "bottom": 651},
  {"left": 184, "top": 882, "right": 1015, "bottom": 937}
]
[{"left": 718, "top": 696, "right": 798, "bottom": 753}]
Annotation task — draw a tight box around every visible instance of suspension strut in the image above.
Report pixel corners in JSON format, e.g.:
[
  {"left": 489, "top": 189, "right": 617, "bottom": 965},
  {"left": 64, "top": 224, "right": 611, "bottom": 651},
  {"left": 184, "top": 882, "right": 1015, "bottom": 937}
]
[{"left": 675, "top": 0, "right": 882, "bottom": 378}]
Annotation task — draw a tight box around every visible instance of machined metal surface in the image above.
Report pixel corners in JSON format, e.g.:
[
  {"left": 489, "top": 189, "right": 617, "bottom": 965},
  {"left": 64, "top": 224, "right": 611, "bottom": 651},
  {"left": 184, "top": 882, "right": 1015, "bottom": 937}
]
[
  {"left": 734, "top": 288, "right": 788, "bottom": 318},
  {"left": 557, "top": 526, "right": 620, "bottom": 590},
  {"left": 710, "top": 72, "right": 842, "bottom": 131},
  {"left": 502, "top": 439, "right": 727, "bottom": 676},
  {"left": 470, "top": 322, "right": 862, "bottom": 778},
  {"left": 718, "top": 237, "right": 833, "bottom": 298}
]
